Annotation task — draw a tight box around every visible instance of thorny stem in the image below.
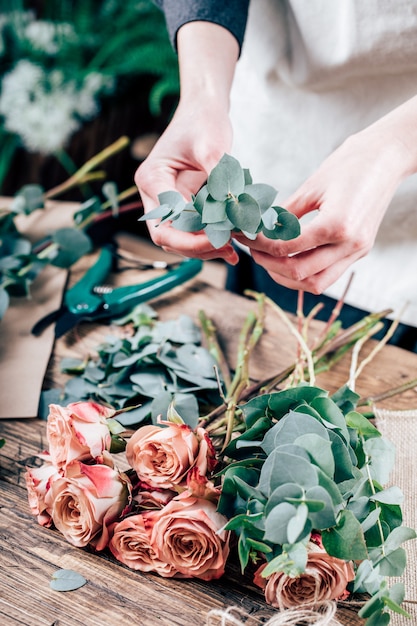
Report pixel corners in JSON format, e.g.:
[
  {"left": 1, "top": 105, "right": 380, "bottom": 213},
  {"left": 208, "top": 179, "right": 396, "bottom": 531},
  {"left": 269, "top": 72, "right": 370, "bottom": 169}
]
[
  {"left": 199, "top": 310, "right": 232, "bottom": 390},
  {"left": 359, "top": 377, "right": 417, "bottom": 407},
  {"left": 246, "top": 290, "right": 316, "bottom": 386}
]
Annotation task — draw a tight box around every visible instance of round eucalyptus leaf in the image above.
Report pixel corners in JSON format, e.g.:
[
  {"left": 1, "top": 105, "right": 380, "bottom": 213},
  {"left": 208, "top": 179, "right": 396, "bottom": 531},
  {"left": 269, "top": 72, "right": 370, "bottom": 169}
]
[
  {"left": 207, "top": 153, "right": 245, "bottom": 201},
  {"left": 0, "top": 286, "right": 10, "bottom": 320},
  {"left": 51, "top": 228, "right": 92, "bottom": 267},
  {"left": 50, "top": 569, "right": 87, "bottom": 592},
  {"left": 226, "top": 194, "right": 261, "bottom": 234},
  {"left": 202, "top": 196, "right": 228, "bottom": 224},
  {"left": 11, "top": 184, "right": 44, "bottom": 214},
  {"left": 262, "top": 206, "right": 301, "bottom": 240},
  {"left": 204, "top": 224, "right": 232, "bottom": 249},
  {"left": 244, "top": 183, "right": 277, "bottom": 211}
]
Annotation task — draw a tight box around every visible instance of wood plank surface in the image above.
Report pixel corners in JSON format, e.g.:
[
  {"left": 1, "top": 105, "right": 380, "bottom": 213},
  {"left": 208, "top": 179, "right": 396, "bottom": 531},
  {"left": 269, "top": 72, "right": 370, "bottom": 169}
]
[{"left": 2, "top": 237, "right": 417, "bottom": 626}]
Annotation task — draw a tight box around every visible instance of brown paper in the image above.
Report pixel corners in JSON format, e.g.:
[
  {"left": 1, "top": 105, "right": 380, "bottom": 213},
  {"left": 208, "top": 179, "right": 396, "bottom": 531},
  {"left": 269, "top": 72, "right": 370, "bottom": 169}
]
[{"left": 0, "top": 197, "right": 78, "bottom": 418}]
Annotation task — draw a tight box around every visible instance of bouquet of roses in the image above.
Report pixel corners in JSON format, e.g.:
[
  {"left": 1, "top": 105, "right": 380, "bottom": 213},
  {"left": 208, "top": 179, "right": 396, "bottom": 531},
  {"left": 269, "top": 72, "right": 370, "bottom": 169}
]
[{"left": 25, "top": 401, "right": 230, "bottom": 581}]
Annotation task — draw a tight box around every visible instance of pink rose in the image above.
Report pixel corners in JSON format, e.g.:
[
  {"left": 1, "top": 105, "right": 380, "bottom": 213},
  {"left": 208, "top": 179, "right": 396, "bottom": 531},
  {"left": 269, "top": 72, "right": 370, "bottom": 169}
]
[
  {"left": 254, "top": 541, "right": 355, "bottom": 609},
  {"left": 133, "top": 488, "right": 176, "bottom": 510},
  {"left": 47, "top": 401, "right": 114, "bottom": 469},
  {"left": 148, "top": 492, "right": 230, "bottom": 581},
  {"left": 109, "top": 514, "right": 177, "bottom": 577},
  {"left": 45, "top": 460, "right": 130, "bottom": 550},
  {"left": 126, "top": 422, "right": 217, "bottom": 490},
  {"left": 25, "top": 462, "right": 59, "bottom": 527}
]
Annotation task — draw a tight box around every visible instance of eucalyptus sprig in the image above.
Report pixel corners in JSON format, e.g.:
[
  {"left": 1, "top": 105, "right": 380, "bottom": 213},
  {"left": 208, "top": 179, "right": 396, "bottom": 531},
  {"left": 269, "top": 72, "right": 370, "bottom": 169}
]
[
  {"left": 140, "top": 154, "right": 301, "bottom": 248},
  {"left": 0, "top": 136, "right": 137, "bottom": 320},
  {"left": 217, "top": 384, "right": 416, "bottom": 625}
]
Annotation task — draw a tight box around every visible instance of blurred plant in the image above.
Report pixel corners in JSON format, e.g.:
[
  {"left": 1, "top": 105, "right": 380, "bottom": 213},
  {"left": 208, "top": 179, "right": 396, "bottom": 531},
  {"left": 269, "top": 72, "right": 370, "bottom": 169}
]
[
  {"left": 0, "top": 0, "right": 179, "bottom": 187},
  {"left": 0, "top": 136, "right": 138, "bottom": 320}
]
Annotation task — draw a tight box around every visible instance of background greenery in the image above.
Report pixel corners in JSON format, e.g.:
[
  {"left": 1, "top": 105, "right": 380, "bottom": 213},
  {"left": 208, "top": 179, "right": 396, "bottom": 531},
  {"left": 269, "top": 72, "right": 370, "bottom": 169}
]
[{"left": 0, "top": 0, "right": 179, "bottom": 196}]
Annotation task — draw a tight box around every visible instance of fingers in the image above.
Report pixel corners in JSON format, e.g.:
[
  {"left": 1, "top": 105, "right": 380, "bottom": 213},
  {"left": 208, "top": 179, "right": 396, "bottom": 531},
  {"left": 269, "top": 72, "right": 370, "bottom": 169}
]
[{"left": 251, "top": 242, "right": 366, "bottom": 293}]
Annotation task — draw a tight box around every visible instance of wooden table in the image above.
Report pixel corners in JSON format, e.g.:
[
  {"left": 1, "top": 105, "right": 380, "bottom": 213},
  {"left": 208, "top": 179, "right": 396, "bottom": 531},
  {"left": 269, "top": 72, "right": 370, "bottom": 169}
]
[{"left": 1, "top": 246, "right": 417, "bottom": 626}]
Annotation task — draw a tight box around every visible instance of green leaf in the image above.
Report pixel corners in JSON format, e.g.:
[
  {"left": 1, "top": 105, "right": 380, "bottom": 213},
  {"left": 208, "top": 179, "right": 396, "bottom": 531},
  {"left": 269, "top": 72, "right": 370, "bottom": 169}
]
[
  {"left": 384, "top": 526, "right": 417, "bottom": 552},
  {"left": 295, "top": 433, "right": 335, "bottom": 477},
  {"left": 363, "top": 613, "right": 390, "bottom": 626},
  {"left": 244, "top": 183, "right": 277, "bottom": 211},
  {"left": 265, "top": 483, "right": 304, "bottom": 516},
  {"left": 264, "top": 502, "right": 298, "bottom": 544},
  {"left": 261, "top": 410, "right": 329, "bottom": 455},
  {"left": 102, "top": 181, "right": 119, "bottom": 216},
  {"left": 263, "top": 542, "right": 307, "bottom": 578},
  {"left": 363, "top": 437, "right": 396, "bottom": 484},
  {"left": 261, "top": 206, "right": 300, "bottom": 240},
  {"left": 11, "top": 184, "right": 44, "bottom": 214},
  {"left": 50, "top": 569, "right": 87, "bottom": 592},
  {"left": 226, "top": 193, "right": 261, "bottom": 234},
  {"left": 287, "top": 502, "right": 309, "bottom": 543},
  {"left": 204, "top": 224, "right": 232, "bottom": 249},
  {"left": 310, "top": 396, "right": 350, "bottom": 442},
  {"left": 51, "top": 228, "right": 92, "bottom": 267},
  {"left": 376, "top": 547, "right": 407, "bottom": 577},
  {"left": 0, "top": 287, "right": 10, "bottom": 320},
  {"left": 304, "top": 485, "right": 337, "bottom": 529},
  {"left": 258, "top": 449, "right": 318, "bottom": 496},
  {"left": 371, "top": 486, "right": 403, "bottom": 506},
  {"left": 168, "top": 393, "right": 199, "bottom": 428},
  {"left": 60, "top": 357, "right": 87, "bottom": 374},
  {"left": 207, "top": 153, "right": 245, "bottom": 201},
  {"left": 322, "top": 509, "right": 368, "bottom": 560},
  {"left": 192, "top": 186, "right": 209, "bottom": 214},
  {"left": 138, "top": 203, "right": 172, "bottom": 222},
  {"left": 268, "top": 386, "right": 328, "bottom": 417},
  {"left": 172, "top": 204, "right": 204, "bottom": 232},
  {"left": 345, "top": 411, "right": 381, "bottom": 438},
  {"left": 202, "top": 196, "right": 228, "bottom": 224}
]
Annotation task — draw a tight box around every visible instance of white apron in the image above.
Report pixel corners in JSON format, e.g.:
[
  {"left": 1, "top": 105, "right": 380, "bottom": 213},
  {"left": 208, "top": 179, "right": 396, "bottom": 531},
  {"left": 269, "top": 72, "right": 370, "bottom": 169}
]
[{"left": 230, "top": 0, "right": 417, "bottom": 327}]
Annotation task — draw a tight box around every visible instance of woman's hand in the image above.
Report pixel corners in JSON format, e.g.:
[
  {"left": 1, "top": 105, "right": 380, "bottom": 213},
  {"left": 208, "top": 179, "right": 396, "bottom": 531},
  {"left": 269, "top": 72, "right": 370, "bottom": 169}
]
[
  {"left": 236, "top": 99, "right": 417, "bottom": 293},
  {"left": 135, "top": 21, "right": 240, "bottom": 264}
]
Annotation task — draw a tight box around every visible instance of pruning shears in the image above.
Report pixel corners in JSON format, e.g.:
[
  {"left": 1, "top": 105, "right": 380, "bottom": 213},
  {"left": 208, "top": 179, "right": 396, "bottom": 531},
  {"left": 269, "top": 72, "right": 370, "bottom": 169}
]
[{"left": 32, "top": 244, "right": 203, "bottom": 338}]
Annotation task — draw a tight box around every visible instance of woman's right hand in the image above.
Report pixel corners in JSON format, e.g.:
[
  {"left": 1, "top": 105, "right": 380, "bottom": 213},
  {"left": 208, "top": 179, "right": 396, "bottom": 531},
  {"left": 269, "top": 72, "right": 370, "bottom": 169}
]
[
  {"left": 134, "top": 20, "right": 240, "bottom": 264},
  {"left": 135, "top": 101, "right": 238, "bottom": 264}
]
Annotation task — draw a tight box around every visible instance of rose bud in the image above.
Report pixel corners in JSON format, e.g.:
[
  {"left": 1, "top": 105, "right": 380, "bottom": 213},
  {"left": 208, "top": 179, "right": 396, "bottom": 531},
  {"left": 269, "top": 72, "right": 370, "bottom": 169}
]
[{"left": 47, "top": 401, "right": 114, "bottom": 469}]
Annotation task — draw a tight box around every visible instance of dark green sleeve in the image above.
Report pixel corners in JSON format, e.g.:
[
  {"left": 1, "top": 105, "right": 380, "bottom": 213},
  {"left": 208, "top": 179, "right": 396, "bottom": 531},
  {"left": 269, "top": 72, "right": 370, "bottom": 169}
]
[{"left": 154, "top": 0, "right": 250, "bottom": 51}]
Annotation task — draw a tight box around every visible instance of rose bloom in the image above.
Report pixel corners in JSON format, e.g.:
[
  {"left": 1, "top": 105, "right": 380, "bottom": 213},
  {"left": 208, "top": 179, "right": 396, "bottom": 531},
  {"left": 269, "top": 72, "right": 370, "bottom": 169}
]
[
  {"left": 25, "top": 461, "right": 59, "bottom": 527},
  {"left": 254, "top": 541, "right": 355, "bottom": 609},
  {"left": 148, "top": 492, "right": 230, "bottom": 581},
  {"left": 109, "top": 514, "right": 177, "bottom": 577},
  {"left": 126, "top": 423, "right": 217, "bottom": 490},
  {"left": 45, "top": 460, "right": 130, "bottom": 550},
  {"left": 47, "top": 401, "right": 114, "bottom": 469}
]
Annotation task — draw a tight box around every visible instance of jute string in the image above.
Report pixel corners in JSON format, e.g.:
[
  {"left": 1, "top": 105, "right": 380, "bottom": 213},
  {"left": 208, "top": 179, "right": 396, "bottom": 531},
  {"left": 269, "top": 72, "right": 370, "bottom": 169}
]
[
  {"left": 206, "top": 602, "right": 342, "bottom": 626},
  {"left": 205, "top": 406, "right": 417, "bottom": 626}
]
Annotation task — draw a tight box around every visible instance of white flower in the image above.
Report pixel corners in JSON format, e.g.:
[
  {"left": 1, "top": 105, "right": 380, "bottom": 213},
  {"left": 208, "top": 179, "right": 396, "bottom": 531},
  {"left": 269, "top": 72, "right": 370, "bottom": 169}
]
[
  {"left": 0, "top": 60, "right": 112, "bottom": 154},
  {"left": 24, "top": 20, "right": 77, "bottom": 55}
]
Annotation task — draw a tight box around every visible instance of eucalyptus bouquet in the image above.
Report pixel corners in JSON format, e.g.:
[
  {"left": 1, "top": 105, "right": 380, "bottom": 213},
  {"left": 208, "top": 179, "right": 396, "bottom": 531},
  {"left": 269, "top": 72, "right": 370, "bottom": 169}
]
[
  {"left": 0, "top": 0, "right": 179, "bottom": 186},
  {"left": 25, "top": 293, "right": 416, "bottom": 626}
]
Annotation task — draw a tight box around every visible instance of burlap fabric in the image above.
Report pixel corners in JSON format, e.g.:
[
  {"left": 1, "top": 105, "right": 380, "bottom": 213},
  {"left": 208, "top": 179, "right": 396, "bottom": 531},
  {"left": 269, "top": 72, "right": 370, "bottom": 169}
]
[{"left": 374, "top": 407, "right": 417, "bottom": 625}]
